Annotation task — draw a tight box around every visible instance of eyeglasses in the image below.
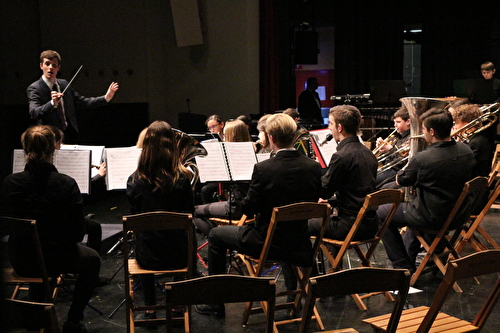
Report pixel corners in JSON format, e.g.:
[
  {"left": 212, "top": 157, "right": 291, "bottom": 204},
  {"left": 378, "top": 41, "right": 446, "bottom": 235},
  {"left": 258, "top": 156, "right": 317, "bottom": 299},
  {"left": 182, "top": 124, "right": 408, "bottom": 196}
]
[{"left": 208, "top": 124, "right": 220, "bottom": 130}]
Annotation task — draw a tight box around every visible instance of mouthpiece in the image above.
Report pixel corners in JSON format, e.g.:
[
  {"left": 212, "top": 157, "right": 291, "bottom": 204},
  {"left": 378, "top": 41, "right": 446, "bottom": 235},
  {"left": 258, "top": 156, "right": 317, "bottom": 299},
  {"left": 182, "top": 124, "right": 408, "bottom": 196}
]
[{"left": 319, "top": 133, "right": 333, "bottom": 146}]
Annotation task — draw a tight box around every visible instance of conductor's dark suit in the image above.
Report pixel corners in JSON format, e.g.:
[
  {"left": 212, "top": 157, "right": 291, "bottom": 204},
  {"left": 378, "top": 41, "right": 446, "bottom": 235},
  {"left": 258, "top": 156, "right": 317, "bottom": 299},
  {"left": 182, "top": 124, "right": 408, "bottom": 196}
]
[
  {"left": 207, "top": 149, "right": 321, "bottom": 274},
  {"left": 27, "top": 77, "right": 108, "bottom": 135}
]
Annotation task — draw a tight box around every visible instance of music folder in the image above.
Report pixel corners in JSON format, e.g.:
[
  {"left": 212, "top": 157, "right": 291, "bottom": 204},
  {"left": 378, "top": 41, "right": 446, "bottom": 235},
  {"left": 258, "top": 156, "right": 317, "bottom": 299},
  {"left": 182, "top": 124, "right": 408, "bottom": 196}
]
[
  {"left": 103, "top": 147, "right": 142, "bottom": 191},
  {"left": 310, "top": 128, "right": 338, "bottom": 168},
  {"left": 195, "top": 141, "right": 257, "bottom": 182}
]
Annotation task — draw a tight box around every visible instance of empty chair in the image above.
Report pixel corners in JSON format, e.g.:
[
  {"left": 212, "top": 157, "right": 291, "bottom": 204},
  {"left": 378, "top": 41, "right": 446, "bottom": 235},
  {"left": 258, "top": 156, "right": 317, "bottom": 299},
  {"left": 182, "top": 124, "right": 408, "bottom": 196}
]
[
  {"left": 165, "top": 275, "right": 276, "bottom": 332},
  {"left": 298, "top": 267, "right": 410, "bottom": 333},
  {"left": 364, "top": 250, "right": 500, "bottom": 333}
]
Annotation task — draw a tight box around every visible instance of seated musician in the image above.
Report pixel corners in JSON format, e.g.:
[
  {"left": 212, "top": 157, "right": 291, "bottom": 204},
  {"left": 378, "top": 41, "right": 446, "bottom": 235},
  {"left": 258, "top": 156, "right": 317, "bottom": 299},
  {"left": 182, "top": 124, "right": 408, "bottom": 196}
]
[
  {"left": 254, "top": 114, "right": 273, "bottom": 154},
  {"left": 377, "top": 108, "right": 475, "bottom": 273},
  {"left": 0, "top": 125, "right": 101, "bottom": 333},
  {"left": 126, "top": 121, "right": 197, "bottom": 320},
  {"left": 450, "top": 103, "right": 494, "bottom": 177},
  {"left": 193, "top": 120, "right": 252, "bottom": 236},
  {"left": 196, "top": 113, "right": 321, "bottom": 316},
  {"left": 308, "top": 105, "right": 378, "bottom": 252},
  {"left": 283, "top": 108, "right": 315, "bottom": 159},
  {"left": 375, "top": 106, "right": 410, "bottom": 188}
]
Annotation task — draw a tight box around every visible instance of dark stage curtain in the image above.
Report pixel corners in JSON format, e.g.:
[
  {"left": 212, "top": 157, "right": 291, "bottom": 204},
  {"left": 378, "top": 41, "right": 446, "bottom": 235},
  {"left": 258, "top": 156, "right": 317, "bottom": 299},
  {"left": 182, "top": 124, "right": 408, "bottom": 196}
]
[{"left": 259, "top": 0, "right": 279, "bottom": 114}]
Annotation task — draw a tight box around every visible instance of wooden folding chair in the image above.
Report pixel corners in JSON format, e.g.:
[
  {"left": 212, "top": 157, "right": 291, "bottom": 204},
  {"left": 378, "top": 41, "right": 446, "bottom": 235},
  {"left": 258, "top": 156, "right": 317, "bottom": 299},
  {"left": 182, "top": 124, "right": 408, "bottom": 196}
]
[
  {"left": 364, "top": 250, "right": 500, "bottom": 333},
  {"left": 1, "top": 216, "right": 59, "bottom": 302},
  {"left": 320, "top": 189, "right": 404, "bottom": 310},
  {"left": 298, "top": 267, "right": 410, "bottom": 333},
  {"left": 409, "top": 177, "right": 488, "bottom": 292},
  {"left": 122, "top": 211, "right": 195, "bottom": 332},
  {"left": 454, "top": 177, "right": 500, "bottom": 255},
  {"left": 237, "top": 202, "right": 331, "bottom": 332},
  {"left": 165, "top": 275, "right": 276, "bottom": 333},
  {"left": 487, "top": 156, "right": 500, "bottom": 188},
  {"left": 2, "top": 298, "right": 61, "bottom": 333}
]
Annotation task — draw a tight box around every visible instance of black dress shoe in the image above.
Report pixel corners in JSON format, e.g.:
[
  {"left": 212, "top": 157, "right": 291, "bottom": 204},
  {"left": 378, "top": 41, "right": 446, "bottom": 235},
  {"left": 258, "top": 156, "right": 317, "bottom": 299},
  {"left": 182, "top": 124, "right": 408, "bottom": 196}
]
[
  {"left": 195, "top": 303, "right": 225, "bottom": 317},
  {"left": 62, "top": 320, "right": 87, "bottom": 333},
  {"left": 95, "top": 276, "right": 110, "bottom": 287}
]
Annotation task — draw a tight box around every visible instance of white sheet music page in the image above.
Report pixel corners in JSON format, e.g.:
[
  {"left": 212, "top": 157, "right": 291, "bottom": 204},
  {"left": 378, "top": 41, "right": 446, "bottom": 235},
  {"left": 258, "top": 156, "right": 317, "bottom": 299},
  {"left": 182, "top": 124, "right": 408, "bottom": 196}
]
[
  {"left": 61, "top": 144, "right": 105, "bottom": 178},
  {"left": 104, "top": 147, "right": 142, "bottom": 190},
  {"left": 310, "top": 128, "right": 337, "bottom": 165},
  {"left": 195, "top": 141, "right": 230, "bottom": 182},
  {"left": 53, "top": 150, "right": 91, "bottom": 194},
  {"left": 12, "top": 149, "right": 91, "bottom": 194},
  {"left": 12, "top": 149, "right": 25, "bottom": 173},
  {"left": 224, "top": 142, "right": 257, "bottom": 181}
]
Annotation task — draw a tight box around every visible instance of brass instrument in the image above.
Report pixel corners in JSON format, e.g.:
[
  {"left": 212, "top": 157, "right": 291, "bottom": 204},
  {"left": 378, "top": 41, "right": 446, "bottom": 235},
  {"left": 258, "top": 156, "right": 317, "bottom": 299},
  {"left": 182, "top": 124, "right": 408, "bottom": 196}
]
[
  {"left": 173, "top": 129, "right": 207, "bottom": 186},
  {"left": 451, "top": 112, "right": 499, "bottom": 143},
  {"left": 400, "top": 97, "right": 449, "bottom": 200},
  {"left": 373, "top": 129, "right": 398, "bottom": 158},
  {"left": 479, "top": 102, "right": 500, "bottom": 113},
  {"left": 293, "top": 127, "right": 315, "bottom": 159}
]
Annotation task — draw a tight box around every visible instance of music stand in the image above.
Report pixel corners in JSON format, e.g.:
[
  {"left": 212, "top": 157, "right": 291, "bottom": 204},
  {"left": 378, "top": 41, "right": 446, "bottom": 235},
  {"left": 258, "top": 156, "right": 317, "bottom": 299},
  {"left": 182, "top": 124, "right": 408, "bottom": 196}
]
[{"left": 369, "top": 80, "right": 408, "bottom": 106}]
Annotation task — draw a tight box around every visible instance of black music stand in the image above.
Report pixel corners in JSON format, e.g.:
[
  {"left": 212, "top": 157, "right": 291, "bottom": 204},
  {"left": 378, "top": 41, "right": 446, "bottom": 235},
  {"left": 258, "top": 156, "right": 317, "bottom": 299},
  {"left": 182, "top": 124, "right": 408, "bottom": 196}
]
[{"left": 369, "top": 80, "right": 407, "bottom": 106}]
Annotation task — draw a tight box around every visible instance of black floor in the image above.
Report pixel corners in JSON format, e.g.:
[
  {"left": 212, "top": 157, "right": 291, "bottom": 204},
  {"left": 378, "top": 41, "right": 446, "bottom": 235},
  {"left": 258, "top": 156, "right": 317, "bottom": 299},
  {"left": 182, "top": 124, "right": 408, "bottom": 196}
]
[{"left": 13, "top": 191, "right": 500, "bottom": 332}]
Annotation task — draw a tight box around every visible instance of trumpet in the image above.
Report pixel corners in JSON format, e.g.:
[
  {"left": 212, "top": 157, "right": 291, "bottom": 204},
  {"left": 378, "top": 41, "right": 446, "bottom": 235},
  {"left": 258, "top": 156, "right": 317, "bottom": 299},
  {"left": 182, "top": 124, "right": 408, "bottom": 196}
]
[
  {"left": 451, "top": 107, "right": 500, "bottom": 143},
  {"left": 373, "top": 129, "right": 398, "bottom": 157}
]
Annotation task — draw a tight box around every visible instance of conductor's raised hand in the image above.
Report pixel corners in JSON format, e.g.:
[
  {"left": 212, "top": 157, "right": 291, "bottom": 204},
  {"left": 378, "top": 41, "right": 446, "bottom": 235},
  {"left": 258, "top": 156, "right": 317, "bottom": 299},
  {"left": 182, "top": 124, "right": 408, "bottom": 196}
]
[{"left": 104, "top": 82, "right": 119, "bottom": 102}]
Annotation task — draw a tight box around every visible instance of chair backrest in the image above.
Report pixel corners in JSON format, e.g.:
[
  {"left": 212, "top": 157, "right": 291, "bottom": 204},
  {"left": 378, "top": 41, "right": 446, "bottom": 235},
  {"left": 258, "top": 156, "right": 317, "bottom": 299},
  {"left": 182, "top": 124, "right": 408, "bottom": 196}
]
[
  {"left": 122, "top": 211, "right": 195, "bottom": 276},
  {"left": 298, "top": 267, "right": 411, "bottom": 333},
  {"left": 440, "top": 176, "right": 488, "bottom": 232},
  {"left": 165, "top": 275, "right": 276, "bottom": 333},
  {"left": 488, "top": 159, "right": 500, "bottom": 187},
  {"left": 0, "top": 216, "right": 53, "bottom": 301},
  {"left": 418, "top": 250, "right": 500, "bottom": 332},
  {"left": 333, "top": 189, "right": 403, "bottom": 265},
  {"left": 2, "top": 298, "right": 61, "bottom": 332},
  {"left": 258, "top": 202, "right": 331, "bottom": 273}
]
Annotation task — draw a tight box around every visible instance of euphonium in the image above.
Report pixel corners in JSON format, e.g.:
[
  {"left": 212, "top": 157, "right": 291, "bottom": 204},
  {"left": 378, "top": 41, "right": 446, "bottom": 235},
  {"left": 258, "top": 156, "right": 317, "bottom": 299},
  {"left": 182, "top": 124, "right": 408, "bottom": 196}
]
[{"left": 173, "top": 129, "right": 207, "bottom": 186}]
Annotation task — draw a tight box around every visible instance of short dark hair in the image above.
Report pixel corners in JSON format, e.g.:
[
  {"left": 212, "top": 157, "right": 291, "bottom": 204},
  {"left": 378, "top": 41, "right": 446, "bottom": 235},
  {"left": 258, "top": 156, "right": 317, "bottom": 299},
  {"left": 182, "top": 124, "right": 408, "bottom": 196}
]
[
  {"left": 420, "top": 108, "right": 453, "bottom": 140},
  {"left": 40, "top": 50, "right": 61, "bottom": 65},
  {"left": 393, "top": 106, "right": 409, "bottom": 121},
  {"left": 283, "top": 108, "right": 300, "bottom": 119},
  {"left": 329, "top": 105, "right": 362, "bottom": 135}
]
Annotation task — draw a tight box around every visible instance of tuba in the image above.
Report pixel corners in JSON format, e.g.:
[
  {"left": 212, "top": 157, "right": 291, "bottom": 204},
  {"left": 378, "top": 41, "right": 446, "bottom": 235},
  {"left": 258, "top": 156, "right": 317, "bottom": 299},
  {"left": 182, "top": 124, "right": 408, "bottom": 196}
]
[
  {"left": 173, "top": 129, "right": 207, "bottom": 186},
  {"left": 400, "top": 97, "right": 449, "bottom": 200}
]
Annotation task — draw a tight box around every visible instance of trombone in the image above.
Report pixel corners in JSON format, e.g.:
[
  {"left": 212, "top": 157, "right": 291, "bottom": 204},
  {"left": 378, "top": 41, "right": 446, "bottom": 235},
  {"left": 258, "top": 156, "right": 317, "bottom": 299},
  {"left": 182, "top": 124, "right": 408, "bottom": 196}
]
[{"left": 451, "top": 106, "right": 500, "bottom": 143}]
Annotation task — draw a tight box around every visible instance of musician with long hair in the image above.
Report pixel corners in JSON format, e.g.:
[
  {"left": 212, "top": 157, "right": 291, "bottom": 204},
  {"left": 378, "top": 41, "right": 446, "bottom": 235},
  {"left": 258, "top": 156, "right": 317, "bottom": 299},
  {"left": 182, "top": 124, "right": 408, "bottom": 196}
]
[
  {"left": 375, "top": 106, "right": 411, "bottom": 187},
  {"left": 377, "top": 108, "right": 475, "bottom": 273},
  {"left": 126, "top": 120, "right": 196, "bottom": 319},
  {"left": 450, "top": 103, "right": 494, "bottom": 177},
  {"left": 194, "top": 120, "right": 252, "bottom": 236},
  {"left": 0, "top": 125, "right": 101, "bottom": 333}
]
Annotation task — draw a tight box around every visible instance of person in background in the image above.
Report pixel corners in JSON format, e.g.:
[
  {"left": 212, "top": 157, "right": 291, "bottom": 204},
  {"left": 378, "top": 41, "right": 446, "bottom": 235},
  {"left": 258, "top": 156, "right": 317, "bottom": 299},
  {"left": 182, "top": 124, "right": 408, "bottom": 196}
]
[
  {"left": 205, "top": 114, "right": 225, "bottom": 141},
  {"left": 0, "top": 125, "right": 101, "bottom": 333},
  {"left": 298, "top": 77, "right": 322, "bottom": 123},
  {"left": 28, "top": 50, "right": 119, "bottom": 143},
  {"left": 254, "top": 114, "right": 273, "bottom": 154},
  {"left": 194, "top": 120, "right": 252, "bottom": 236},
  {"left": 126, "top": 120, "right": 196, "bottom": 320}
]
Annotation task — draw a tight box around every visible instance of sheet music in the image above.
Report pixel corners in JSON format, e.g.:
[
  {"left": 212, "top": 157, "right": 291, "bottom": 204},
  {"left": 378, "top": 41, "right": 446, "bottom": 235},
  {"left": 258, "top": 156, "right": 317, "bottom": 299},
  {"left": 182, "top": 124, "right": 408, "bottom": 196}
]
[
  {"left": 53, "top": 150, "right": 91, "bottom": 194},
  {"left": 195, "top": 142, "right": 230, "bottom": 182},
  {"left": 224, "top": 142, "right": 258, "bottom": 181},
  {"left": 104, "top": 147, "right": 142, "bottom": 190},
  {"left": 310, "top": 129, "right": 337, "bottom": 166},
  {"left": 195, "top": 141, "right": 257, "bottom": 182},
  {"left": 256, "top": 153, "right": 271, "bottom": 162},
  {"left": 12, "top": 149, "right": 91, "bottom": 194},
  {"left": 61, "top": 144, "right": 105, "bottom": 178}
]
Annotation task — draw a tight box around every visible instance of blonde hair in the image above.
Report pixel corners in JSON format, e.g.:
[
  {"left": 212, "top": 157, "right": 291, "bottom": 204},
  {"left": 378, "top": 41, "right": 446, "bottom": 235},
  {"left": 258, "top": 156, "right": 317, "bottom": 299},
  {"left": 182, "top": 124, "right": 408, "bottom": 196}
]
[
  {"left": 223, "top": 120, "right": 251, "bottom": 142},
  {"left": 266, "top": 113, "right": 297, "bottom": 148}
]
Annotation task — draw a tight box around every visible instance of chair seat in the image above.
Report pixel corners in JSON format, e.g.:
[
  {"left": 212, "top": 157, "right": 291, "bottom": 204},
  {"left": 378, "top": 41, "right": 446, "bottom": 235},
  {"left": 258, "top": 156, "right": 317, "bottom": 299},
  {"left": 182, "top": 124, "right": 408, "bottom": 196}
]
[
  {"left": 127, "top": 259, "right": 188, "bottom": 276},
  {"left": 3, "top": 267, "right": 45, "bottom": 284},
  {"left": 363, "top": 306, "right": 478, "bottom": 332}
]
